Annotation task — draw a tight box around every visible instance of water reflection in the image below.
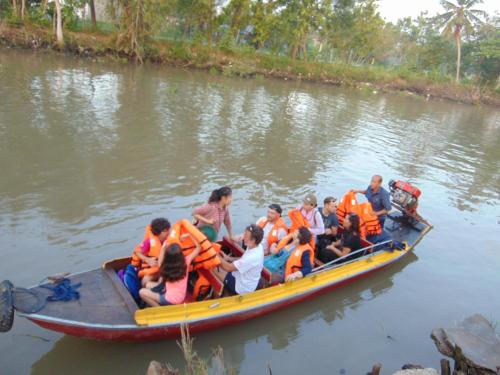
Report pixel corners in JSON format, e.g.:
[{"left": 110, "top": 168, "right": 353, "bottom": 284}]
[
  {"left": 1, "top": 48, "right": 500, "bottom": 375},
  {"left": 30, "top": 253, "right": 417, "bottom": 375}
]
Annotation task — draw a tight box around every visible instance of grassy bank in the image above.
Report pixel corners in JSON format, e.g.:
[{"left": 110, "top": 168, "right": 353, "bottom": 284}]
[{"left": 1, "top": 23, "right": 499, "bottom": 107}]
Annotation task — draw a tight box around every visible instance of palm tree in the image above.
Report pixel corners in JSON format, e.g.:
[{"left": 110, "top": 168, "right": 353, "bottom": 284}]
[{"left": 436, "top": 0, "right": 486, "bottom": 83}]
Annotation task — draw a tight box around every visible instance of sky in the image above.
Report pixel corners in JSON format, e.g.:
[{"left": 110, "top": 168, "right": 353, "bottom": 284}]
[{"left": 377, "top": 0, "right": 500, "bottom": 23}]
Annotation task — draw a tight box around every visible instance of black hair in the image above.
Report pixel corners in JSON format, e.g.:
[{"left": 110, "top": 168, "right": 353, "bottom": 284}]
[
  {"left": 323, "top": 196, "right": 337, "bottom": 205},
  {"left": 268, "top": 204, "right": 283, "bottom": 215},
  {"left": 150, "top": 218, "right": 171, "bottom": 236},
  {"left": 208, "top": 186, "right": 232, "bottom": 203},
  {"left": 346, "top": 213, "right": 361, "bottom": 236},
  {"left": 160, "top": 243, "right": 187, "bottom": 282},
  {"left": 297, "top": 226, "right": 312, "bottom": 245},
  {"left": 246, "top": 224, "right": 264, "bottom": 245}
]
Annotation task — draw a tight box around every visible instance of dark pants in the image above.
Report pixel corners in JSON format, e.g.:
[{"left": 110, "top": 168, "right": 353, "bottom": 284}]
[
  {"left": 379, "top": 215, "right": 387, "bottom": 229},
  {"left": 223, "top": 272, "right": 237, "bottom": 295},
  {"left": 366, "top": 230, "right": 392, "bottom": 251}
]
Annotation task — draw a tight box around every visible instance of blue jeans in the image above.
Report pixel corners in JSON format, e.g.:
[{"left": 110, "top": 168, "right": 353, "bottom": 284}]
[
  {"left": 379, "top": 215, "right": 387, "bottom": 228},
  {"left": 366, "top": 230, "right": 392, "bottom": 251}
]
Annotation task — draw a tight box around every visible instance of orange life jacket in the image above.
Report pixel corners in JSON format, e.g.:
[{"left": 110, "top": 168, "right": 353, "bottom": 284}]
[
  {"left": 336, "top": 191, "right": 358, "bottom": 227},
  {"left": 284, "top": 244, "right": 315, "bottom": 278},
  {"left": 336, "top": 191, "right": 382, "bottom": 239},
  {"left": 130, "top": 225, "right": 164, "bottom": 269},
  {"left": 288, "top": 208, "right": 315, "bottom": 248},
  {"left": 257, "top": 217, "right": 288, "bottom": 249},
  {"left": 358, "top": 202, "right": 382, "bottom": 237},
  {"left": 192, "top": 272, "right": 211, "bottom": 301},
  {"left": 138, "top": 219, "right": 222, "bottom": 278}
]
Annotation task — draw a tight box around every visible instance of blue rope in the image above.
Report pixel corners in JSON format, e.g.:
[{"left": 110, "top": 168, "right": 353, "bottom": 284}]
[{"left": 40, "top": 279, "right": 81, "bottom": 302}]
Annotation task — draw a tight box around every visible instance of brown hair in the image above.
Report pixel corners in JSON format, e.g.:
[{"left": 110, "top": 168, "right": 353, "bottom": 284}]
[
  {"left": 160, "top": 243, "right": 187, "bottom": 282},
  {"left": 246, "top": 224, "right": 264, "bottom": 245}
]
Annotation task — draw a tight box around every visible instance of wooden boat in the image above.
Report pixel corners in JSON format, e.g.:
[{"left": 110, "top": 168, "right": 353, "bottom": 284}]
[{"left": 17, "top": 208, "right": 431, "bottom": 342}]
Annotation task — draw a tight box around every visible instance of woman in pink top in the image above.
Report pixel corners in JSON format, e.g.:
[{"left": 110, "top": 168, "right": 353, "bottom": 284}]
[
  {"left": 192, "top": 186, "right": 234, "bottom": 241},
  {"left": 139, "top": 235, "right": 201, "bottom": 306}
]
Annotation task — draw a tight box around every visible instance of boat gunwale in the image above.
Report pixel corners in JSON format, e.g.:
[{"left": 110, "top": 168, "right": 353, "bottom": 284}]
[{"left": 20, "top": 247, "right": 410, "bottom": 330}]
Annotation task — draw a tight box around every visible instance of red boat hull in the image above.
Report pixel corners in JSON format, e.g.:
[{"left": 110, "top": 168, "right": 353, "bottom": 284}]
[{"left": 26, "top": 261, "right": 392, "bottom": 341}]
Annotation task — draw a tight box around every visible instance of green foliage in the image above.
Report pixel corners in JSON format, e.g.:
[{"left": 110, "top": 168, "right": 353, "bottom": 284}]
[
  {"left": 0, "top": 0, "right": 12, "bottom": 19},
  {"left": 168, "top": 42, "right": 192, "bottom": 61}
]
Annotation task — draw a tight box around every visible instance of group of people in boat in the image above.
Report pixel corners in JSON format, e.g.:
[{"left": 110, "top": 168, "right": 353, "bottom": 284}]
[{"left": 132, "top": 175, "right": 393, "bottom": 308}]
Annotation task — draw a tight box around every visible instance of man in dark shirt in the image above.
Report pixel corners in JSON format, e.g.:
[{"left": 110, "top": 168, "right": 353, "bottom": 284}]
[
  {"left": 352, "top": 175, "right": 392, "bottom": 246},
  {"left": 316, "top": 196, "right": 339, "bottom": 253},
  {"left": 352, "top": 175, "right": 391, "bottom": 228}
]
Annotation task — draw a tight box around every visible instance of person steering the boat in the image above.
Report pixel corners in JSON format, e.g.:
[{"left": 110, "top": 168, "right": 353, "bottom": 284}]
[
  {"left": 253, "top": 204, "right": 288, "bottom": 255},
  {"left": 351, "top": 175, "right": 391, "bottom": 228},
  {"left": 317, "top": 213, "right": 362, "bottom": 264},
  {"left": 192, "top": 186, "right": 234, "bottom": 242},
  {"left": 216, "top": 224, "right": 264, "bottom": 295},
  {"left": 351, "top": 175, "right": 393, "bottom": 245}
]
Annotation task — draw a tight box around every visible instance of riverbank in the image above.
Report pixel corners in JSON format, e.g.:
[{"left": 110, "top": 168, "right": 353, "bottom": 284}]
[{"left": 1, "top": 22, "right": 499, "bottom": 107}]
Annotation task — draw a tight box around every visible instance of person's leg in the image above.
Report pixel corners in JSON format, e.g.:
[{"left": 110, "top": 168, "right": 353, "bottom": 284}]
[
  {"left": 379, "top": 216, "right": 386, "bottom": 229},
  {"left": 145, "top": 280, "right": 161, "bottom": 289},
  {"left": 139, "top": 288, "right": 161, "bottom": 307},
  {"left": 141, "top": 273, "right": 157, "bottom": 287},
  {"left": 366, "top": 230, "right": 392, "bottom": 251},
  {"left": 223, "top": 272, "right": 237, "bottom": 295}
]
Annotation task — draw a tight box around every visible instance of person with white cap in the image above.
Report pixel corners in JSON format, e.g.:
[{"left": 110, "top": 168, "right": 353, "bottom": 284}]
[{"left": 293, "top": 193, "right": 325, "bottom": 238}]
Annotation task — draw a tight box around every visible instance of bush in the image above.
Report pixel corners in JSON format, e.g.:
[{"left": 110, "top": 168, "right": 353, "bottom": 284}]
[{"left": 168, "top": 42, "right": 191, "bottom": 61}]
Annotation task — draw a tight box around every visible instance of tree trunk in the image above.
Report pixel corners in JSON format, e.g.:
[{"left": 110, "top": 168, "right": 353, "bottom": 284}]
[
  {"left": 20, "top": 0, "right": 25, "bottom": 20},
  {"left": 54, "top": 0, "right": 64, "bottom": 48},
  {"left": 12, "top": 0, "right": 18, "bottom": 18},
  {"left": 207, "top": 21, "right": 212, "bottom": 48},
  {"left": 455, "top": 32, "right": 461, "bottom": 83},
  {"left": 89, "top": 0, "right": 97, "bottom": 28},
  {"left": 291, "top": 44, "right": 298, "bottom": 60}
]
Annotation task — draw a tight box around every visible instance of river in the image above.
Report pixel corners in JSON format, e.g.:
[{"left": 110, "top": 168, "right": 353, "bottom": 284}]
[{"left": 0, "top": 48, "right": 499, "bottom": 375}]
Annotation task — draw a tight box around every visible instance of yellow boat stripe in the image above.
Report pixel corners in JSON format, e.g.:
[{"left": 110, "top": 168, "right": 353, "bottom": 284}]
[{"left": 135, "top": 249, "right": 408, "bottom": 326}]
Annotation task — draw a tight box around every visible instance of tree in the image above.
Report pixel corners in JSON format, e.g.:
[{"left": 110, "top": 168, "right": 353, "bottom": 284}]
[
  {"left": 222, "top": 0, "right": 251, "bottom": 41},
  {"left": 54, "top": 0, "right": 64, "bottom": 48},
  {"left": 89, "top": 0, "right": 97, "bottom": 27},
  {"left": 276, "top": 0, "right": 327, "bottom": 60},
  {"left": 435, "top": 0, "right": 487, "bottom": 82},
  {"left": 108, "top": 0, "right": 169, "bottom": 61}
]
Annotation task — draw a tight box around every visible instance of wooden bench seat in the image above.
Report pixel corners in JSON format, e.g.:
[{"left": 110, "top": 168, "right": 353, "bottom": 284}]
[{"left": 198, "top": 268, "right": 224, "bottom": 298}]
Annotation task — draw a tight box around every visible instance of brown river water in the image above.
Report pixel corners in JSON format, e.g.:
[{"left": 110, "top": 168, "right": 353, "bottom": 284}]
[{"left": 0, "top": 48, "right": 499, "bottom": 374}]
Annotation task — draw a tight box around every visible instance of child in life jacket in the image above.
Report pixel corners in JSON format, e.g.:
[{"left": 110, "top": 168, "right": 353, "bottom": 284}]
[
  {"left": 132, "top": 218, "right": 171, "bottom": 286},
  {"left": 139, "top": 234, "right": 201, "bottom": 306}
]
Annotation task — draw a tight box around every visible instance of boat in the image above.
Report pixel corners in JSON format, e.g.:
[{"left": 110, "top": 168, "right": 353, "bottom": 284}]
[{"left": 11, "top": 201, "right": 431, "bottom": 342}]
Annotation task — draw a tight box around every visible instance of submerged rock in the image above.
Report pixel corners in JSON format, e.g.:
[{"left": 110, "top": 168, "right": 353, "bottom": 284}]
[{"left": 431, "top": 314, "right": 500, "bottom": 374}]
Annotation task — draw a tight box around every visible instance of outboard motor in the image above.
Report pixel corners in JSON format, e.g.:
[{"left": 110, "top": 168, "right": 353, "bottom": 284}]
[{"left": 388, "top": 180, "right": 421, "bottom": 215}]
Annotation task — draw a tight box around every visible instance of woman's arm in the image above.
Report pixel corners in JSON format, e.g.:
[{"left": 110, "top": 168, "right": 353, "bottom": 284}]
[
  {"left": 192, "top": 204, "right": 215, "bottom": 225},
  {"left": 223, "top": 209, "right": 233, "bottom": 239}
]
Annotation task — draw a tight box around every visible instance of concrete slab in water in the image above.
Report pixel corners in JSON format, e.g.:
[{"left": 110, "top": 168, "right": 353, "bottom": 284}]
[{"left": 431, "top": 314, "right": 500, "bottom": 374}]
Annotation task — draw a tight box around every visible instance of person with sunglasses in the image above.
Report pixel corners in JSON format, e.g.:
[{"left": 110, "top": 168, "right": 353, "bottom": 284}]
[{"left": 216, "top": 224, "right": 264, "bottom": 295}]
